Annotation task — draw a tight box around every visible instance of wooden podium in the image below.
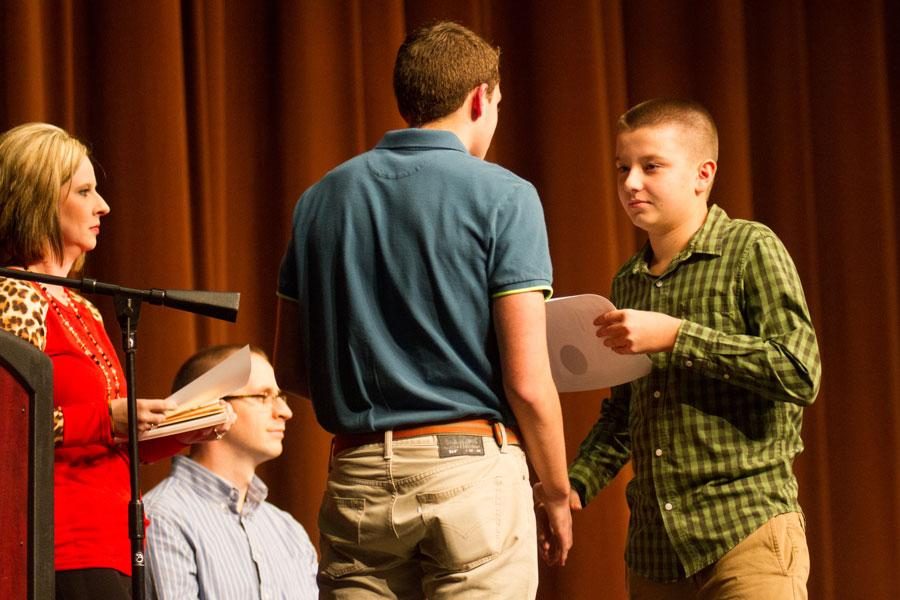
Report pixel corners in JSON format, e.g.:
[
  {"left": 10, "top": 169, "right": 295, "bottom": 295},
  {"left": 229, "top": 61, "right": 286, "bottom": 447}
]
[{"left": 0, "top": 330, "right": 54, "bottom": 599}]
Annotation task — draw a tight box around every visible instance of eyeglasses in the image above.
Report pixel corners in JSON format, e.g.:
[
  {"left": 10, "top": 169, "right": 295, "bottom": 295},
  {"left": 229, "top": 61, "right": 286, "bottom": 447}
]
[{"left": 221, "top": 391, "right": 288, "bottom": 407}]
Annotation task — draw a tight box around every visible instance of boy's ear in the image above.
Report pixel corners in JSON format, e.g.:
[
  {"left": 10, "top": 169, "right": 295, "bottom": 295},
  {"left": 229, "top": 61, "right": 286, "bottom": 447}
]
[
  {"left": 695, "top": 159, "right": 717, "bottom": 195},
  {"left": 470, "top": 84, "right": 487, "bottom": 121}
]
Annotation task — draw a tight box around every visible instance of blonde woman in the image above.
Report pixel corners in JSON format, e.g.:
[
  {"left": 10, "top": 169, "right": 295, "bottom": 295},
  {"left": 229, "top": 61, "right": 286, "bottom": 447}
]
[{"left": 0, "top": 123, "right": 230, "bottom": 599}]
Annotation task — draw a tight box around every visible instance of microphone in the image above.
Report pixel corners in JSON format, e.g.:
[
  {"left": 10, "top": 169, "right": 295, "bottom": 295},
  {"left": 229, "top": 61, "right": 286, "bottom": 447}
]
[
  {"left": 84, "top": 281, "right": 240, "bottom": 322},
  {"left": 142, "top": 288, "right": 239, "bottom": 322},
  {"left": 0, "top": 268, "right": 240, "bottom": 323}
]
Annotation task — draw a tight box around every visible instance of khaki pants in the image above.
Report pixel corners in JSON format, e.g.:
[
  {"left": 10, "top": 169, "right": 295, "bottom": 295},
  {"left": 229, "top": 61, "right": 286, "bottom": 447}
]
[
  {"left": 628, "top": 512, "right": 809, "bottom": 600},
  {"left": 318, "top": 432, "right": 537, "bottom": 599}
]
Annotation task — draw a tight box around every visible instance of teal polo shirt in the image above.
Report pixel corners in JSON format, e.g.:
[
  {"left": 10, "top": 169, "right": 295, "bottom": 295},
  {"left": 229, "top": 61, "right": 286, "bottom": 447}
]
[{"left": 278, "top": 129, "right": 552, "bottom": 433}]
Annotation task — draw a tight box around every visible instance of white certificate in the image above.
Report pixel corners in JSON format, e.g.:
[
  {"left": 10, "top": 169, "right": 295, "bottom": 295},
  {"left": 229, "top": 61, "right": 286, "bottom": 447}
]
[
  {"left": 546, "top": 294, "right": 652, "bottom": 392},
  {"left": 167, "top": 344, "right": 252, "bottom": 410},
  {"left": 139, "top": 345, "right": 251, "bottom": 441}
]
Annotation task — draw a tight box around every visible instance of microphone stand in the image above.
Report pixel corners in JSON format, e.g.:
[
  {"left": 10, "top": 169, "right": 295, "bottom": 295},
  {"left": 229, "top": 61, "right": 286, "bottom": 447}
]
[{"left": 0, "top": 267, "right": 239, "bottom": 600}]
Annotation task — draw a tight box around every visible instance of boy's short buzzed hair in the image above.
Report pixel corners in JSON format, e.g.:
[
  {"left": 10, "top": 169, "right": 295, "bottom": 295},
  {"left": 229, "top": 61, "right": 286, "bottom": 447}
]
[
  {"left": 172, "top": 344, "right": 268, "bottom": 394},
  {"left": 393, "top": 21, "right": 500, "bottom": 127},
  {"left": 618, "top": 98, "right": 719, "bottom": 161}
]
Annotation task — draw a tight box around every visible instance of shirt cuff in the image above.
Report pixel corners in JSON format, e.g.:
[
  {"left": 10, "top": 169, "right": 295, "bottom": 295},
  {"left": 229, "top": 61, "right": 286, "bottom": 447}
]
[
  {"left": 491, "top": 283, "right": 553, "bottom": 300},
  {"left": 568, "top": 462, "right": 606, "bottom": 506},
  {"left": 276, "top": 290, "right": 299, "bottom": 302},
  {"left": 569, "top": 478, "right": 588, "bottom": 507}
]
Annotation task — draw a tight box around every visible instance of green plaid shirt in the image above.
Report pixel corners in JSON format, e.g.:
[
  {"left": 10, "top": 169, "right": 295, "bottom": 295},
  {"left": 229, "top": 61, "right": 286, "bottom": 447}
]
[{"left": 569, "top": 204, "right": 821, "bottom": 581}]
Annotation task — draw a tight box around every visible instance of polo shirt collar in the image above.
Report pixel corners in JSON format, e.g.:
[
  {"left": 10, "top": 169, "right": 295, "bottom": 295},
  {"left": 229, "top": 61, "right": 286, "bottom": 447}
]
[{"left": 376, "top": 128, "right": 468, "bottom": 153}]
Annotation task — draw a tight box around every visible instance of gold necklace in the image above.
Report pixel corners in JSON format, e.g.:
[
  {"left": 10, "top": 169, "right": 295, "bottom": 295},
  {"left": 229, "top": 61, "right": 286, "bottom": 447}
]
[{"left": 42, "top": 286, "right": 121, "bottom": 400}]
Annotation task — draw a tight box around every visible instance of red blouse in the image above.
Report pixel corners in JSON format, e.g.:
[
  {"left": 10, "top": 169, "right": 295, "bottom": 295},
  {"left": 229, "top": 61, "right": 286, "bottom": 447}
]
[{"left": 0, "top": 277, "right": 183, "bottom": 575}]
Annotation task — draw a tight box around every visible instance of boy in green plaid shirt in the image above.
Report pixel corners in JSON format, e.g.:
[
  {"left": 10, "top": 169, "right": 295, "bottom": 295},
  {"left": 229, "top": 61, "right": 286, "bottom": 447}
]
[{"left": 567, "top": 99, "right": 821, "bottom": 599}]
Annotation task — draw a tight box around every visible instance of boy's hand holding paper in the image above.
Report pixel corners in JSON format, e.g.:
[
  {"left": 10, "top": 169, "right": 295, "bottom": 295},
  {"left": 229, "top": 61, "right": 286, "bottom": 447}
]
[{"left": 545, "top": 294, "right": 652, "bottom": 392}]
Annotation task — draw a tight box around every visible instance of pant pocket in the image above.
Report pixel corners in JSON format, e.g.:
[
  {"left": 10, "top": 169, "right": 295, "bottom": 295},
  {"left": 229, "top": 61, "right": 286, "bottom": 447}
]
[
  {"left": 770, "top": 512, "right": 809, "bottom": 577},
  {"left": 318, "top": 495, "right": 366, "bottom": 578},
  {"left": 417, "top": 475, "right": 502, "bottom": 571}
]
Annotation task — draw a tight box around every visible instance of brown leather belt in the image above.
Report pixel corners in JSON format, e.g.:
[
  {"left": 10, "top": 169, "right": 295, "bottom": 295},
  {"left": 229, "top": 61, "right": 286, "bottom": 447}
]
[{"left": 331, "top": 418, "right": 521, "bottom": 456}]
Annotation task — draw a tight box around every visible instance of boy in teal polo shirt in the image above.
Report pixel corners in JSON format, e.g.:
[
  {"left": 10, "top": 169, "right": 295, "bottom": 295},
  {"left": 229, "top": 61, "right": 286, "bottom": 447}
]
[{"left": 276, "top": 22, "right": 571, "bottom": 598}]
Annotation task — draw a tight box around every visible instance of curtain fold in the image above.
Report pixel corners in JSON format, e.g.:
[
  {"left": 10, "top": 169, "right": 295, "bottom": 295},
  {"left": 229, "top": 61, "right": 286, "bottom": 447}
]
[{"left": 2, "top": 1, "right": 897, "bottom": 597}]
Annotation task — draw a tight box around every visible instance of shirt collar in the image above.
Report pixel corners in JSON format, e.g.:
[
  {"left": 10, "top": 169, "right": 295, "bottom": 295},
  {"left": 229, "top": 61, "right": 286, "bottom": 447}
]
[
  {"left": 687, "top": 203, "right": 729, "bottom": 257},
  {"left": 624, "top": 204, "right": 730, "bottom": 276},
  {"left": 376, "top": 128, "right": 468, "bottom": 153},
  {"left": 170, "top": 455, "right": 269, "bottom": 515}
]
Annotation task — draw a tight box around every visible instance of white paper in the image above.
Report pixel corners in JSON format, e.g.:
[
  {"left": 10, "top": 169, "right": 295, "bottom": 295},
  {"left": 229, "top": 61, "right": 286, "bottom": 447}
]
[
  {"left": 546, "top": 294, "right": 652, "bottom": 392},
  {"left": 166, "top": 345, "right": 252, "bottom": 411},
  {"left": 138, "top": 345, "right": 252, "bottom": 441}
]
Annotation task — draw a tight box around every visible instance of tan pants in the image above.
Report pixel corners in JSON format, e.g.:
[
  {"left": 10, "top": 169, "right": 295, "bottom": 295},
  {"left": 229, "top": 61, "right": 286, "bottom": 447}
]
[
  {"left": 318, "top": 432, "right": 537, "bottom": 599},
  {"left": 628, "top": 512, "right": 809, "bottom": 600}
]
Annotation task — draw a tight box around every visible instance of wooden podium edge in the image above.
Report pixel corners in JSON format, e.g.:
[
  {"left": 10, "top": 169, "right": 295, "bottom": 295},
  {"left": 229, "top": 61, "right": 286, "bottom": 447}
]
[{"left": 0, "top": 331, "right": 54, "bottom": 599}]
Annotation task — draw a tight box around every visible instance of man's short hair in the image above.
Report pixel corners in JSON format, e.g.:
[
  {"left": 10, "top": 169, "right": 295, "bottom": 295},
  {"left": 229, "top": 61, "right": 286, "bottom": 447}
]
[
  {"left": 172, "top": 344, "right": 268, "bottom": 394},
  {"left": 618, "top": 98, "right": 719, "bottom": 161},
  {"left": 393, "top": 21, "right": 500, "bottom": 127}
]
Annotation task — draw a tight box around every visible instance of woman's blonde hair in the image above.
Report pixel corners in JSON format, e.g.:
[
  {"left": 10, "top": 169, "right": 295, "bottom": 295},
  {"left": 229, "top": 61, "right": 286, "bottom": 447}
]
[{"left": 0, "top": 122, "right": 89, "bottom": 267}]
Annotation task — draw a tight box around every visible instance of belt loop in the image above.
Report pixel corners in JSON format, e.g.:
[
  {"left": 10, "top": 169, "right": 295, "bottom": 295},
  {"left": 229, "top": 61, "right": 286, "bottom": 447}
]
[
  {"left": 383, "top": 430, "right": 393, "bottom": 461},
  {"left": 493, "top": 422, "right": 508, "bottom": 452}
]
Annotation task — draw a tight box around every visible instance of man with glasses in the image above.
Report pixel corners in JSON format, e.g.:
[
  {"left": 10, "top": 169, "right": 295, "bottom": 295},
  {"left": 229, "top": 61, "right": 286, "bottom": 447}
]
[{"left": 143, "top": 344, "right": 318, "bottom": 599}]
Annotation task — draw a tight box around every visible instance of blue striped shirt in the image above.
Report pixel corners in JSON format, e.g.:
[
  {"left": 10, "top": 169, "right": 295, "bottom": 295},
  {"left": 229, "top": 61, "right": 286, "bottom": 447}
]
[{"left": 144, "top": 456, "right": 318, "bottom": 599}]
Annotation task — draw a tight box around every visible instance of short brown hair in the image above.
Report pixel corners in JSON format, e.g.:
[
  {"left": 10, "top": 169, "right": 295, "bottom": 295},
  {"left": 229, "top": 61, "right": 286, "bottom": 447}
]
[
  {"left": 618, "top": 98, "right": 719, "bottom": 161},
  {"left": 172, "top": 344, "right": 269, "bottom": 393},
  {"left": 394, "top": 21, "right": 500, "bottom": 127},
  {"left": 0, "top": 123, "right": 89, "bottom": 267}
]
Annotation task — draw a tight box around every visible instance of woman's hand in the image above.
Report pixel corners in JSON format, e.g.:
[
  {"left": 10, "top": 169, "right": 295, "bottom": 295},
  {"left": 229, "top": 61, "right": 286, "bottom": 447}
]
[
  {"left": 109, "top": 397, "right": 177, "bottom": 437},
  {"left": 174, "top": 401, "right": 237, "bottom": 445}
]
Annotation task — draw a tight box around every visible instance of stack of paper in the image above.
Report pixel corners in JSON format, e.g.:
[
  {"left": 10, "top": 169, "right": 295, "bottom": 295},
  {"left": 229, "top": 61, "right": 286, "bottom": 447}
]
[{"left": 139, "top": 345, "right": 252, "bottom": 440}]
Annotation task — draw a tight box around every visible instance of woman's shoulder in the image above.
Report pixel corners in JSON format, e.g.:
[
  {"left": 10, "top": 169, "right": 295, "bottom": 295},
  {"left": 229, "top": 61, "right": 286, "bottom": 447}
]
[{"left": 0, "top": 276, "right": 48, "bottom": 349}]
